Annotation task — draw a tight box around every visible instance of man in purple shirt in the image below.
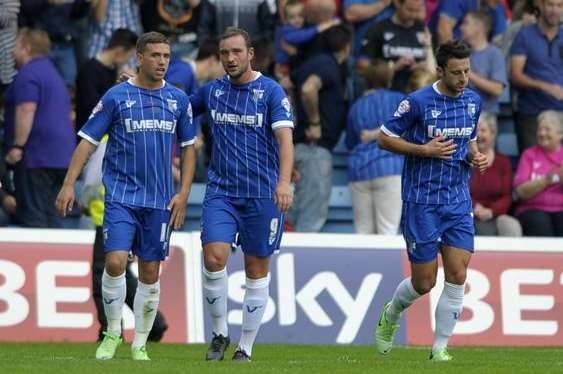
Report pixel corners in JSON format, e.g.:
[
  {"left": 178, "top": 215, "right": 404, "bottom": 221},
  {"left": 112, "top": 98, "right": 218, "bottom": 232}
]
[{"left": 4, "top": 28, "right": 76, "bottom": 227}]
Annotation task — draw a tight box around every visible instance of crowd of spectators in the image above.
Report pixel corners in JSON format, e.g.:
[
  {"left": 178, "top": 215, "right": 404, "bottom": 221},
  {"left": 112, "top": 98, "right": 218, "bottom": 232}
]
[{"left": 0, "top": 0, "right": 562, "bottom": 237}]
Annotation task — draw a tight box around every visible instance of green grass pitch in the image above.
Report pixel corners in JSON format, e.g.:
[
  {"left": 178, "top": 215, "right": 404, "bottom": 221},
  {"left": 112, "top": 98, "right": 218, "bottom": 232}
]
[{"left": 0, "top": 343, "right": 561, "bottom": 373}]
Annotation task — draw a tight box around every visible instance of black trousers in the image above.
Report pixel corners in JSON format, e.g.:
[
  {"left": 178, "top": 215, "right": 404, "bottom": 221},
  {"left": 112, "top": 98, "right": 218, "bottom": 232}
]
[
  {"left": 92, "top": 226, "right": 168, "bottom": 341},
  {"left": 13, "top": 165, "right": 65, "bottom": 227},
  {"left": 518, "top": 210, "right": 563, "bottom": 237}
]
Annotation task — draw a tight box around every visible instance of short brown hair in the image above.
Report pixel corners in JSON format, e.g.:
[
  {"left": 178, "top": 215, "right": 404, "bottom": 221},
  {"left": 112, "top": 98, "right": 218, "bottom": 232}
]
[
  {"left": 18, "top": 28, "right": 51, "bottom": 57},
  {"left": 363, "top": 62, "right": 393, "bottom": 90},
  {"left": 136, "top": 31, "right": 169, "bottom": 54},
  {"left": 220, "top": 27, "right": 252, "bottom": 49}
]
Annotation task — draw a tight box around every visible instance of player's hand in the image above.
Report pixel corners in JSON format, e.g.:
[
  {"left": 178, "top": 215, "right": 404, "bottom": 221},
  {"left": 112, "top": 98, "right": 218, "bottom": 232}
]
[
  {"left": 274, "top": 180, "right": 293, "bottom": 213},
  {"left": 168, "top": 193, "right": 188, "bottom": 230},
  {"left": 423, "top": 136, "right": 456, "bottom": 160},
  {"left": 55, "top": 183, "right": 75, "bottom": 218},
  {"left": 471, "top": 151, "right": 489, "bottom": 174}
]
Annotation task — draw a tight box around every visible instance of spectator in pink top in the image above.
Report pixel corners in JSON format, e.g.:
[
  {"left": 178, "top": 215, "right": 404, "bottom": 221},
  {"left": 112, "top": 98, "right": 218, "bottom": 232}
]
[{"left": 514, "top": 110, "right": 563, "bottom": 236}]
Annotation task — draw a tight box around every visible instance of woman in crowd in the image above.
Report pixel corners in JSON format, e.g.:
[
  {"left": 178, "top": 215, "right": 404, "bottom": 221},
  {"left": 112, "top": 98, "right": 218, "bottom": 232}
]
[
  {"left": 470, "top": 112, "right": 522, "bottom": 236},
  {"left": 514, "top": 110, "right": 563, "bottom": 236}
]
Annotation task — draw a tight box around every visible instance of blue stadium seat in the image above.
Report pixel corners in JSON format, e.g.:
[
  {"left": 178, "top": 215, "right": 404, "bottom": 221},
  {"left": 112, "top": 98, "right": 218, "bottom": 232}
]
[
  {"left": 332, "top": 167, "right": 349, "bottom": 185},
  {"left": 497, "top": 133, "right": 519, "bottom": 156},
  {"left": 322, "top": 186, "right": 355, "bottom": 233},
  {"left": 497, "top": 117, "right": 515, "bottom": 134}
]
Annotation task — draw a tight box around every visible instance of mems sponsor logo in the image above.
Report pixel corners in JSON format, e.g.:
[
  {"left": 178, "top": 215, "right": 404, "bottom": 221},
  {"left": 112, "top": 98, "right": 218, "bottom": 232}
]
[
  {"left": 427, "top": 125, "right": 473, "bottom": 138},
  {"left": 124, "top": 118, "right": 176, "bottom": 133},
  {"left": 211, "top": 110, "right": 263, "bottom": 127}
]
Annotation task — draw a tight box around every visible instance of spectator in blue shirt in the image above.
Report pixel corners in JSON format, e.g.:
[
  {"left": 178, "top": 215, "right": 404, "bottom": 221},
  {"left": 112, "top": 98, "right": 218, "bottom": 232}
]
[
  {"left": 510, "top": 0, "right": 563, "bottom": 152},
  {"left": 461, "top": 10, "right": 507, "bottom": 114},
  {"left": 346, "top": 63, "right": 404, "bottom": 234},
  {"left": 274, "top": 0, "right": 340, "bottom": 77},
  {"left": 343, "top": 0, "right": 393, "bottom": 56},
  {"left": 429, "top": 0, "right": 507, "bottom": 46}
]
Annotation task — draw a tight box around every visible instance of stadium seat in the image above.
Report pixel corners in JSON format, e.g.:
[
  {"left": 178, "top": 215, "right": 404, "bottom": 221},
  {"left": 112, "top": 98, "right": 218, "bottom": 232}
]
[
  {"left": 322, "top": 186, "right": 355, "bottom": 233},
  {"left": 332, "top": 167, "right": 349, "bottom": 186},
  {"left": 497, "top": 133, "right": 519, "bottom": 156},
  {"left": 497, "top": 117, "right": 515, "bottom": 134}
]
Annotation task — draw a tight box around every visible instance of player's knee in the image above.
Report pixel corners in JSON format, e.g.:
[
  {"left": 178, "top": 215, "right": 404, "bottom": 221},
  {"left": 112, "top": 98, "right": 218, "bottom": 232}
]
[
  {"left": 139, "top": 270, "right": 159, "bottom": 284},
  {"left": 412, "top": 278, "right": 436, "bottom": 295},
  {"left": 444, "top": 268, "right": 467, "bottom": 285},
  {"left": 105, "top": 258, "right": 126, "bottom": 276},
  {"left": 204, "top": 253, "right": 227, "bottom": 272}
]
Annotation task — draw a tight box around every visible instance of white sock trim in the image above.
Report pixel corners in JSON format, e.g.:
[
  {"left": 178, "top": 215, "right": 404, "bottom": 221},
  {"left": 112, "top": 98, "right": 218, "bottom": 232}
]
[
  {"left": 203, "top": 267, "right": 226, "bottom": 280},
  {"left": 245, "top": 274, "right": 270, "bottom": 289}
]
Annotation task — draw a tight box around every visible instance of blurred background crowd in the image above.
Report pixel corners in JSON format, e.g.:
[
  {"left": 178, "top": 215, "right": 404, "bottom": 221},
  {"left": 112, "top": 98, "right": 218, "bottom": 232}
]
[{"left": 0, "top": 0, "right": 562, "bottom": 238}]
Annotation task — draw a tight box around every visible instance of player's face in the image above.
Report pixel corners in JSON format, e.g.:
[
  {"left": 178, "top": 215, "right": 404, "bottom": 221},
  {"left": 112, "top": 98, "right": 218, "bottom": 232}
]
[
  {"left": 438, "top": 58, "right": 470, "bottom": 95},
  {"left": 537, "top": 117, "right": 563, "bottom": 151},
  {"left": 137, "top": 42, "right": 171, "bottom": 82},
  {"left": 477, "top": 119, "right": 495, "bottom": 153},
  {"left": 541, "top": 0, "right": 563, "bottom": 27},
  {"left": 219, "top": 35, "right": 254, "bottom": 80}
]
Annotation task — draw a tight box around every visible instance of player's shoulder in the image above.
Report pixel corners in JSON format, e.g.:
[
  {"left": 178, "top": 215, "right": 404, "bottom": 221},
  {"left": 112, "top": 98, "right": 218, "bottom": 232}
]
[
  {"left": 462, "top": 88, "right": 481, "bottom": 104},
  {"left": 405, "top": 84, "right": 435, "bottom": 106},
  {"left": 164, "top": 81, "right": 189, "bottom": 99},
  {"left": 256, "top": 73, "right": 285, "bottom": 93}
]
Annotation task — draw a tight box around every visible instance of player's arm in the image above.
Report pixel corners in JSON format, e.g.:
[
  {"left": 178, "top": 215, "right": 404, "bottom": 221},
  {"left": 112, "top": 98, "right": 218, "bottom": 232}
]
[
  {"left": 169, "top": 100, "right": 197, "bottom": 229},
  {"left": 56, "top": 139, "right": 98, "bottom": 217},
  {"left": 274, "top": 128, "right": 294, "bottom": 213},
  {"left": 467, "top": 138, "right": 488, "bottom": 173},
  {"left": 378, "top": 131, "right": 456, "bottom": 159},
  {"left": 169, "top": 144, "right": 197, "bottom": 228},
  {"left": 57, "top": 94, "right": 115, "bottom": 217}
]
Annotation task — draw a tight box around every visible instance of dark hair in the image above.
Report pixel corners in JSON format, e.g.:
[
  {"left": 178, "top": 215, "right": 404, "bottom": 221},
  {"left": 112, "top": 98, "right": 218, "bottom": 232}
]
[
  {"left": 363, "top": 62, "right": 393, "bottom": 90},
  {"left": 136, "top": 31, "right": 169, "bottom": 54},
  {"left": 107, "top": 28, "right": 138, "bottom": 50},
  {"left": 435, "top": 39, "right": 471, "bottom": 68},
  {"left": 196, "top": 38, "right": 219, "bottom": 60},
  {"left": 220, "top": 27, "right": 252, "bottom": 49},
  {"left": 322, "top": 24, "right": 352, "bottom": 54},
  {"left": 466, "top": 10, "right": 493, "bottom": 35}
]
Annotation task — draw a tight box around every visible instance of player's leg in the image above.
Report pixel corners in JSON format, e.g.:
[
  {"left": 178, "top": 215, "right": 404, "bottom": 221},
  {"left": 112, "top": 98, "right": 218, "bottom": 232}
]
[
  {"left": 375, "top": 202, "right": 440, "bottom": 354},
  {"left": 234, "top": 198, "right": 283, "bottom": 362},
  {"left": 201, "top": 196, "right": 238, "bottom": 361},
  {"left": 96, "top": 203, "right": 135, "bottom": 359},
  {"left": 131, "top": 259, "right": 161, "bottom": 360},
  {"left": 431, "top": 245, "right": 471, "bottom": 361},
  {"left": 129, "top": 207, "right": 172, "bottom": 360},
  {"left": 431, "top": 200, "right": 474, "bottom": 362}
]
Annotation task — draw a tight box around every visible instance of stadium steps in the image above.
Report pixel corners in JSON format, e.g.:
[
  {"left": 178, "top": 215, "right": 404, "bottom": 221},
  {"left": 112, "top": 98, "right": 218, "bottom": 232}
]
[{"left": 321, "top": 186, "right": 355, "bottom": 233}]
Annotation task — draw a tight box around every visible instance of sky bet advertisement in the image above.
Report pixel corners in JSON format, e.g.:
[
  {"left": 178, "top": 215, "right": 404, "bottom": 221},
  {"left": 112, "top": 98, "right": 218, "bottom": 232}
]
[{"left": 1, "top": 230, "right": 563, "bottom": 346}]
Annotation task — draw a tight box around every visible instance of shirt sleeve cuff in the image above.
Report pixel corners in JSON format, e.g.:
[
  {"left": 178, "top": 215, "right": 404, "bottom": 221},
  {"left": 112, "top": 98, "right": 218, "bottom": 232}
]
[
  {"left": 180, "top": 136, "right": 197, "bottom": 147},
  {"left": 380, "top": 125, "right": 400, "bottom": 138},
  {"left": 78, "top": 130, "right": 100, "bottom": 146},
  {"left": 272, "top": 120, "right": 294, "bottom": 130},
  {"left": 471, "top": 136, "right": 478, "bottom": 142}
]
